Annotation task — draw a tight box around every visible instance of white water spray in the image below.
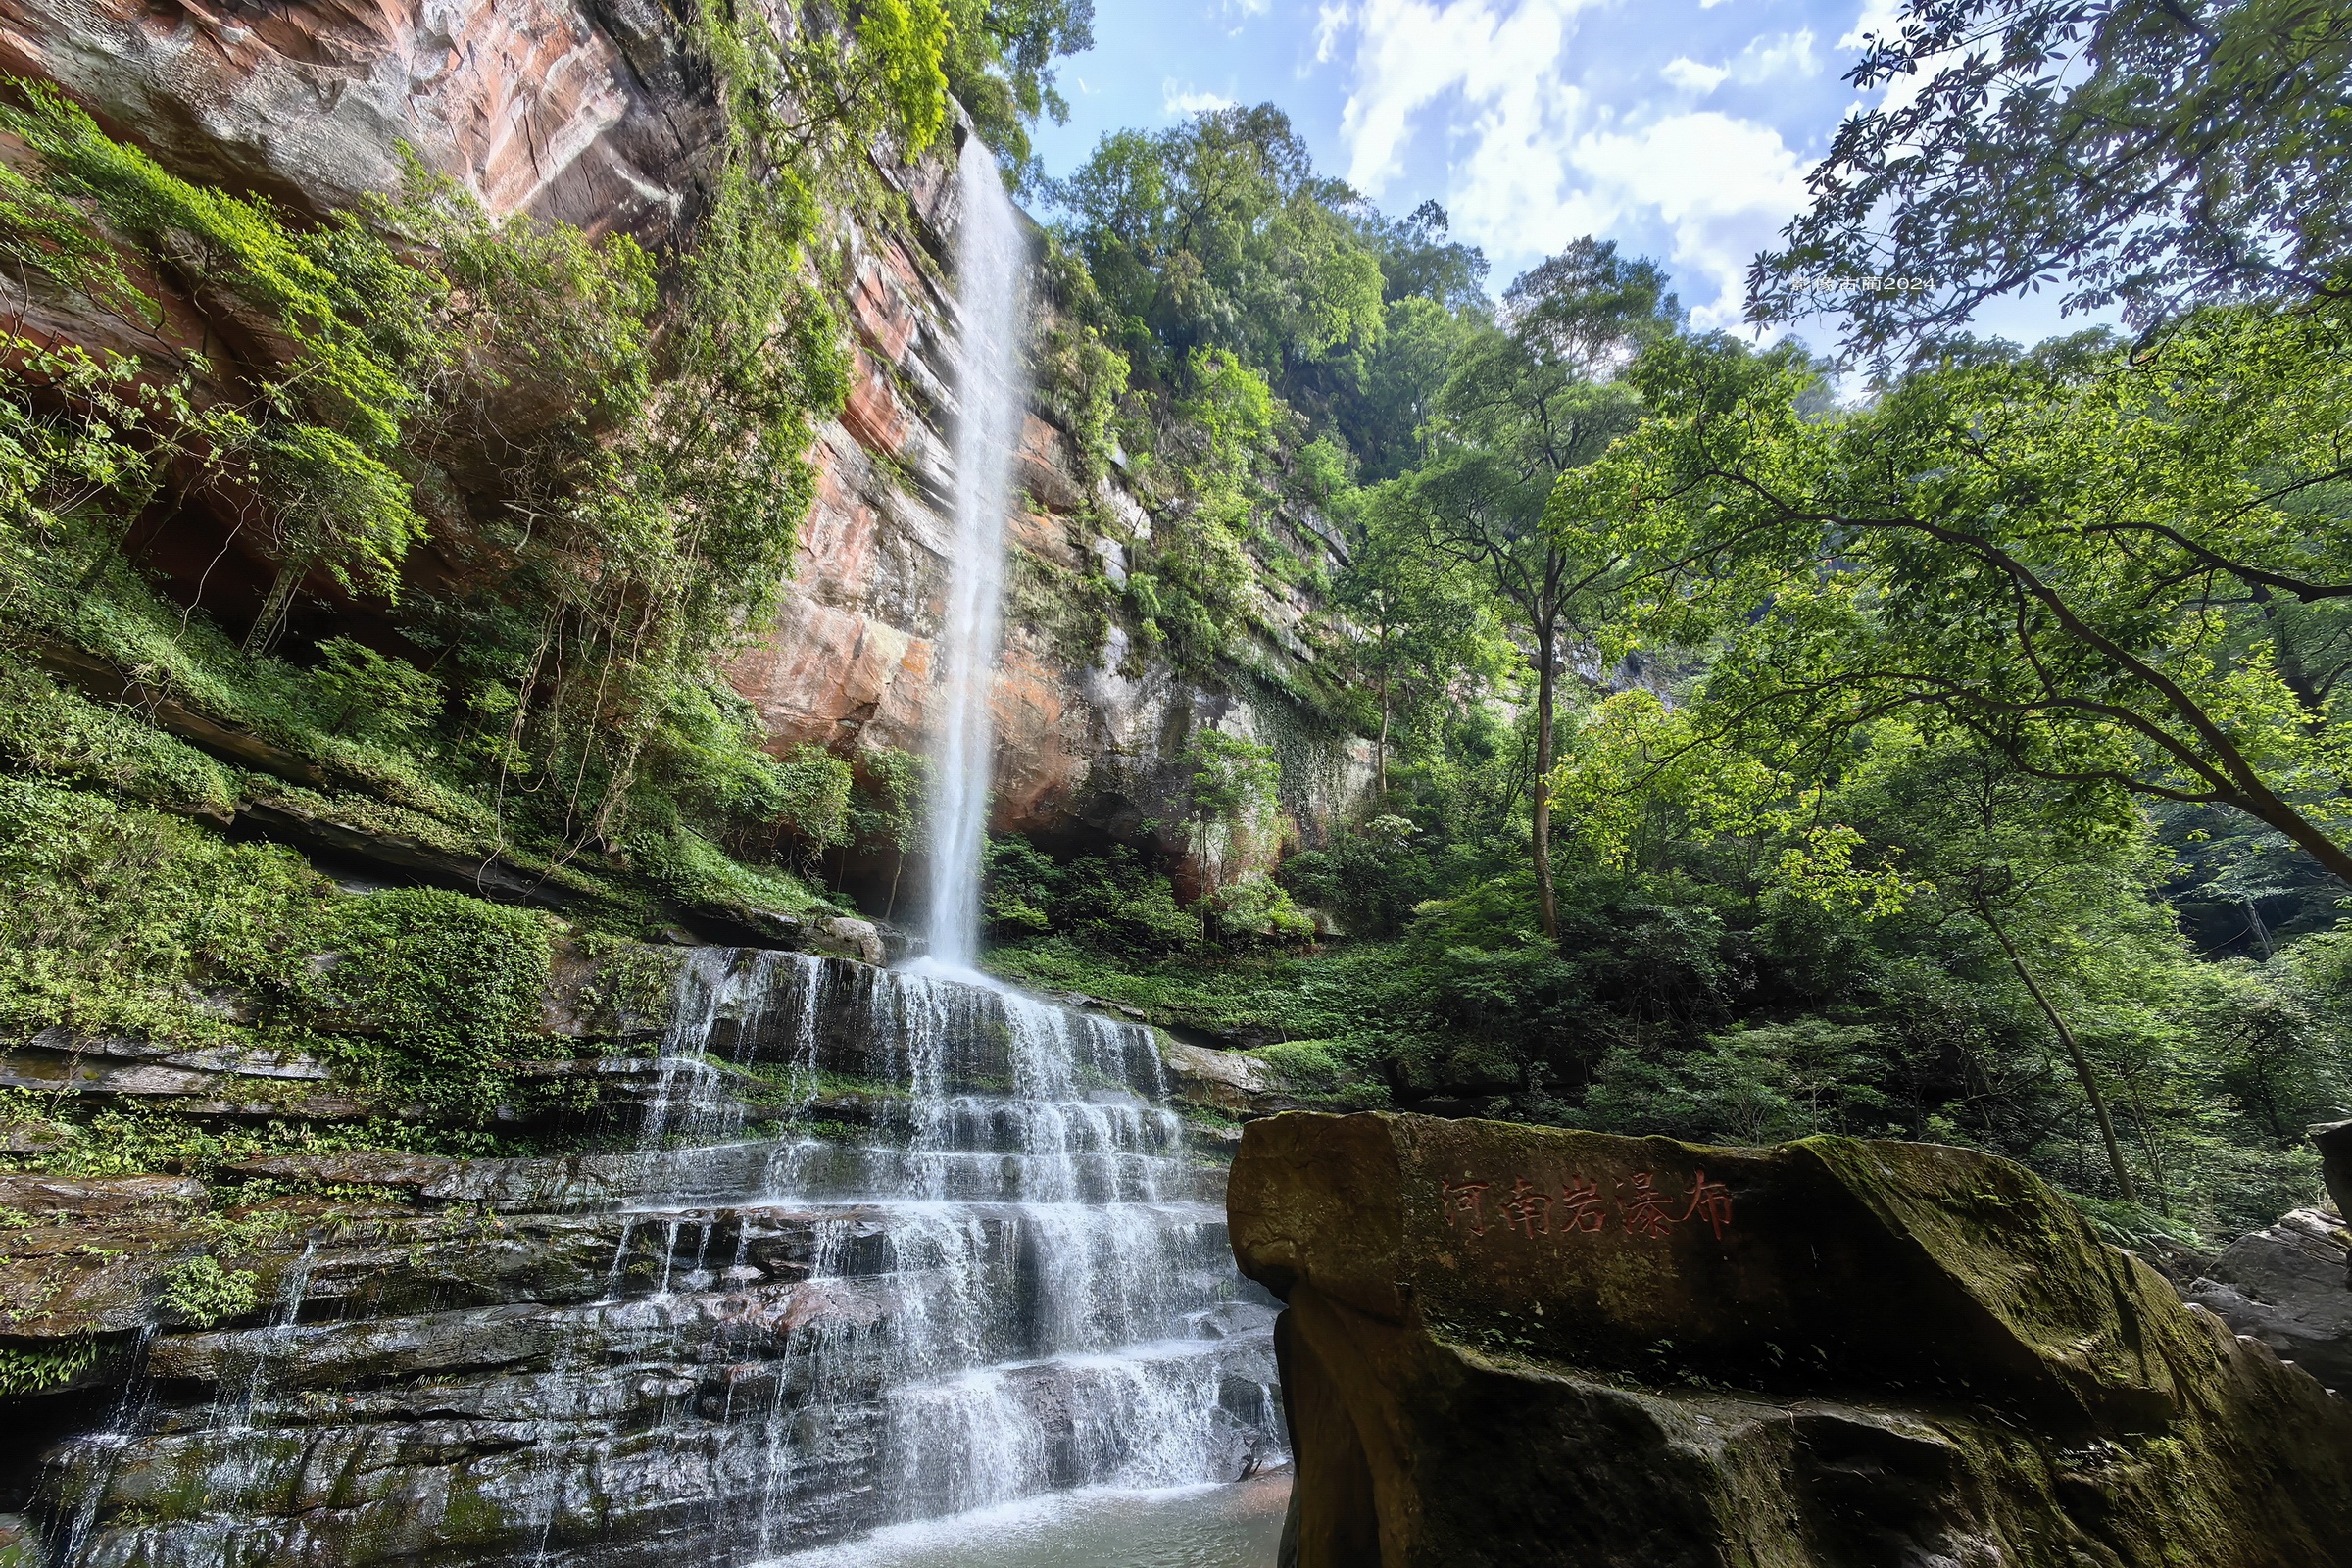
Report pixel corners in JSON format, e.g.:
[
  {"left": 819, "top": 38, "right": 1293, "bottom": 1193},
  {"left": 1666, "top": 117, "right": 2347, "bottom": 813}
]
[{"left": 928, "top": 137, "right": 1029, "bottom": 970}]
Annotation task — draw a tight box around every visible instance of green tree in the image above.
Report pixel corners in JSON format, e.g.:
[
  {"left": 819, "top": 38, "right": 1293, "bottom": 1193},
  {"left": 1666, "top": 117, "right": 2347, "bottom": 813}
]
[
  {"left": 941, "top": 0, "right": 1094, "bottom": 185},
  {"left": 1592, "top": 311, "right": 2352, "bottom": 888},
  {"left": 1178, "top": 728, "right": 1282, "bottom": 911},
  {"left": 1853, "top": 739, "right": 2157, "bottom": 1201},
  {"left": 1053, "top": 105, "right": 1385, "bottom": 382},
  {"left": 1398, "top": 239, "right": 1678, "bottom": 940},
  {"left": 1335, "top": 481, "right": 1503, "bottom": 799},
  {"left": 1755, "top": 0, "right": 2352, "bottom": 357}
]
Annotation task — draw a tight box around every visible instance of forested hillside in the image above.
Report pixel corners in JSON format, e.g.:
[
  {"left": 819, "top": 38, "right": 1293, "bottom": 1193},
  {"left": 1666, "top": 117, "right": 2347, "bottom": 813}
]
[{"left": 981, "top": 0, "right": 2352, "bottom": 1250}]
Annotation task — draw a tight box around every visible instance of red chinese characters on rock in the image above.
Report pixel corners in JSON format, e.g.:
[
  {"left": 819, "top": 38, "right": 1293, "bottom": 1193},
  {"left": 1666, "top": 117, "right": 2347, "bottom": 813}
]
[
  {"left": 1441, "top": 1178, "right": 1491, "bottom": 1236},
  {"left": 1439, "top": 1169, "right": 1734, "bottom": 1243},
  {"left": 1558, "top": 1176, "right": 1607, "bottom": 1234}
]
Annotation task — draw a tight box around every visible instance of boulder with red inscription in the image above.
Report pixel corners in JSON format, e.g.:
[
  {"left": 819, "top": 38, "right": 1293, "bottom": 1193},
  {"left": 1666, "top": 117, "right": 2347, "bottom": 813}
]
[{"left": 1229, "top": 1111, "right": 2352, "bottom": 1568}]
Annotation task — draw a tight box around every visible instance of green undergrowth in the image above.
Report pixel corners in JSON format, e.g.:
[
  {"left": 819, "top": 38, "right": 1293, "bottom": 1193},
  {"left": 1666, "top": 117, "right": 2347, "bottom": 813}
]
[
  {"left": 985, "top": 933, "right": 1405, "bottom": 1049},
  {"left": 156, "top": 1255, "right": 259, "bottom": 1329}
]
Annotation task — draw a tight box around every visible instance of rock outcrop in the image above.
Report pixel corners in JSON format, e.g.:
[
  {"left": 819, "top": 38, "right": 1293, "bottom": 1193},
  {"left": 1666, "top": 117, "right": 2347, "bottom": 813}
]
[
  {"left": 2187, "top": 1206, "right": 2352, "bottom": 1391},
  {"left": 1228, "top": 1111, "right": 2352, "bottom": 1568}
]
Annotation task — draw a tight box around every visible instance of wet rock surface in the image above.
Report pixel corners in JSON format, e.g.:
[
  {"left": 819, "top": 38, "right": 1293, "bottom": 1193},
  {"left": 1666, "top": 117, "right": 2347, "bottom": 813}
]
[
  {"left": 1229, "top": 1111, "right": 2352, "bottom": 1568},
  {"left": 19, "top": 951, "right": 1285, "bottom": 1566}
]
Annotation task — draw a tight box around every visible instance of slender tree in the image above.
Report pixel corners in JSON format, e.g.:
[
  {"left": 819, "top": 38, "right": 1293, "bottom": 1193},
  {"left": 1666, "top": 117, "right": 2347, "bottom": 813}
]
[{"left": 1402, "top": 240, "right": 1676, "bottom": 938}]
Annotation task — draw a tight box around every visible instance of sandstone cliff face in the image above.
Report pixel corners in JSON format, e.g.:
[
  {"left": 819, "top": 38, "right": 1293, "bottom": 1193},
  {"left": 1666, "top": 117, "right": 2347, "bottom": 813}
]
[
  {"left": 728, "top": 133, "right": 1369, "bottom": 902},
  {"left": 0, "top": 0, "right": 718, "bottom": 243},
  {"left": 0, "top": 0, "right": 1370, "bottom": 905},
  {"left": 1230, "top": 1111, "right": 2352, "bottom": 1568}
]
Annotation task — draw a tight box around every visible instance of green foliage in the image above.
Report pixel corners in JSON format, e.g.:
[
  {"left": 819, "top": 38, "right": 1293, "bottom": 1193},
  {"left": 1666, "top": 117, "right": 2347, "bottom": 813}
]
[
  {"left": 572, "top": 935, "right": 684, "bottom": 1034},
  {"left": 1593, "top": 306, "right": 2352, "bottom": 886},
  {"left": 941, "top": 0, "right": 1095, "bottom": 183},
  {"left": 1756, "top": 0, "right": 2352, "bottom": 356},
  {"left": 0, "top": 1335, "right": 97, "bottom": 1396},
  {"left": 1581, "top": 1021, "right": 1898, "bottom": 1146},
  {"left": 157, "top": 1254, "right": 260, "bottom": 1329},
  {"left": 300, "top": 888, "right": 552, "bottom": 1121},
  {"left": 1125, "top": 349, "right": 1276, "bottom": 670},
  {"left": 983, "top": 838, "right": 1197, "bottom": 954},
  {"left": 1054, "top": 105, "right": 1384, "bottom": 381},
  {"left": 1201, "top": 875, "right": 1315, "bottom": 946},
  {"left": 0, "top": 779, "right": 326, "bottom": 1044},
  {"left": 311, "top": 639, "right": 440, "bottom": 741},
  {"left": 629, "top": 824, "right": 836, "bottom": 918},
  {"left": 0, "top": 660, "right": 237, "bottom": 817},
  {"left": 0, "top": 39, "right": 956, "bottom": 903},
  {"left": 1178, "top": 727, "right": 1283, "bottom": 901}
]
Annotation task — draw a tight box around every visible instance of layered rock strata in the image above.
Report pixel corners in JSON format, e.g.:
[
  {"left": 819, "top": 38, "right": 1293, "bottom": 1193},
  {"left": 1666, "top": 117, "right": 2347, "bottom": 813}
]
[
  {"left": 1228, "top": 1111, "right": 2352, "bottom": 1568},
  {"left": 16, "top": 951, "right": 1286, "bottom": 1566}
]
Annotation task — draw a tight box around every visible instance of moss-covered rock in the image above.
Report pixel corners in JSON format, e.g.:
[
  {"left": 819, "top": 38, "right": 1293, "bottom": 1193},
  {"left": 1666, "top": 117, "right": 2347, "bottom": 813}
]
[{"left": 1229, "top": 1111, "right": 2352, "bottom": 1567}]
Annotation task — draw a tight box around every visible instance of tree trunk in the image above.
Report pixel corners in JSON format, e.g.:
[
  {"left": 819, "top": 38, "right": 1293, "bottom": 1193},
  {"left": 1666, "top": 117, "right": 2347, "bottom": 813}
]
[
  {"left": 241, "top": 561, "right": 305, "bottom": 657},
  {"left": 1979, "top": 906, "right": 2137, "bottom": 1203},
  {"left": 1376, "top": 673, "right": 1391, "bottom": 803},
  {"left": 1532, "top": 620, "right": 1559, "bottom": 943}
]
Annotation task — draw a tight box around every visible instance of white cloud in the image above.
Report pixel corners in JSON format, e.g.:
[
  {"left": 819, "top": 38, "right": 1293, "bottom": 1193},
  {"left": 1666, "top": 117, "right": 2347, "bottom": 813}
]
[
  {"left": 1699, "top": 0, "right": 1735, "bottom": 8},
  {"left": 1733, "top": 29, "right": 1818, "bottom": 82},
  {"left": 1325, "top": 0, "right": 1603, "bottom": 198},
  {"left": 1162, "top": 81, "right": 1238, "bottom": 116},
  {"left": 1315, "top": 0, "right": 1814, "bottom": 330},
  {"left": 1315, "top": 3, "right": 1357, "bottom": 63},
  {"left": 1661, "top": 56, "right": 1730, "bottom": 94},
  {"left": 1839, "top": 0, "right": 1902, "bottom": 50},
  {"left": 1568, "top": 111, "right": 1811, "bottom": 325}
]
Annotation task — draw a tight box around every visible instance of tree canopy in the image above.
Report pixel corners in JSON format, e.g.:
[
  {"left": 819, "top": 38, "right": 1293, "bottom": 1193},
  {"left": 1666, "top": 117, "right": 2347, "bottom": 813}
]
[{"left": 1753, "top": 0, "right": 2352, "bottom": 359}]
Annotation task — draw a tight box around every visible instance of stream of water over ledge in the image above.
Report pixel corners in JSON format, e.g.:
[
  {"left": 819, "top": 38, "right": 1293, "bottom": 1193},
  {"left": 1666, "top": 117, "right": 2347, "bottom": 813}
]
[
  {"left": 37, "top": 131, "right": 1285, "bottom": 1568},
  {"left": 41, "top": 950, "right": 1287, "bottom": 1566}
]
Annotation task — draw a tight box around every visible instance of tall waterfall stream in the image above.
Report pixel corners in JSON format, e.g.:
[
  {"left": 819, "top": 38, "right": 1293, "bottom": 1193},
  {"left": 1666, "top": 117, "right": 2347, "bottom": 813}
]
[{"left": 33, "top": 137, "right": 1285, "bottom": 1567}]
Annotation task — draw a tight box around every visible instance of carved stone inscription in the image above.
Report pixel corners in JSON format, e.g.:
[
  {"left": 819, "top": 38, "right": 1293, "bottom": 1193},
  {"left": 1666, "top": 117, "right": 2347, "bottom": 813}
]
[{"left": 1441, "top": 1169, "right": 1734, "bottom": 1242}]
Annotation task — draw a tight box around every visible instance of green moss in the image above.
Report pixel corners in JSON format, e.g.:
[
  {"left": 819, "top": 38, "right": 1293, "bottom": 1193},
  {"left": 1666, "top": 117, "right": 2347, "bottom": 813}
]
[{"left": 573, "top": 937, "right": 683, "bottom": 1034}]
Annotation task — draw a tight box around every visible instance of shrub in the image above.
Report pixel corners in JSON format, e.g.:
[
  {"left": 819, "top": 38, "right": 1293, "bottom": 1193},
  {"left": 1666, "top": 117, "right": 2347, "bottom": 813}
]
[
  {"left": 299, "top": 887, "right": 553, "bottom": 1120},
  {"left": 158, "top": 1255, "right": 261, "bottom": 1328},
  {"left": 310, "top": 638, "right": 441, "bottom": 739}
]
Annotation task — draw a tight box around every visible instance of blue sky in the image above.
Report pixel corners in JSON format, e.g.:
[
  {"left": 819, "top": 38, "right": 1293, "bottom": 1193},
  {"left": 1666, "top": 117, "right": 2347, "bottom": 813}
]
[{"left": 1026, "top": 0, "right": 2085, "bottom": 348}]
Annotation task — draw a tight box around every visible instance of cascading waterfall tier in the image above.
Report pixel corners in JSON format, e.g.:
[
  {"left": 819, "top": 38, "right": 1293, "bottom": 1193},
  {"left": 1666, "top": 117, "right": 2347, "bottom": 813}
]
[{"left": 38, "top": 954, "right": 1285, "bottom": 1568}]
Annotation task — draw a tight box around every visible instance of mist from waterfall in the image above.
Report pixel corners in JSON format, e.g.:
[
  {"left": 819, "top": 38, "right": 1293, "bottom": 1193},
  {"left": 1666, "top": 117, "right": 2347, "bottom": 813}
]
[{"left": 928, "top": 136, "right": 1029, "bottom": 971}]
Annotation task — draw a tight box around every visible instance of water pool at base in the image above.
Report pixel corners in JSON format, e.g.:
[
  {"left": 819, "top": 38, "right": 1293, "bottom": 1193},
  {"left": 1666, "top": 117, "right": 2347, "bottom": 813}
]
[{"left": 756, "top": 1473, "right": 1292, "bottom": 1568}]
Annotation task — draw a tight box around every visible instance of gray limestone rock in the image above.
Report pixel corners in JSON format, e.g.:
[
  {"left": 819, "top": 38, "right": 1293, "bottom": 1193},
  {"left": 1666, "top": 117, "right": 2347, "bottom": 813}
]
[{"left": 2186, "top": 1206, "right": 2352, "bottom": 1388}]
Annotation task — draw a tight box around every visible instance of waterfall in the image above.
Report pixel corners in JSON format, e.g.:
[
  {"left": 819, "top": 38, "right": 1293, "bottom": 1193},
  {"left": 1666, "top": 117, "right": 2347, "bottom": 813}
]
[
  {"left": 927, "top": 136, "right": 1029, "bottom": 972},
  {"left": 34, "top": 139, "right": 1281, "bottom": 1568}
]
